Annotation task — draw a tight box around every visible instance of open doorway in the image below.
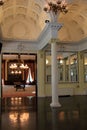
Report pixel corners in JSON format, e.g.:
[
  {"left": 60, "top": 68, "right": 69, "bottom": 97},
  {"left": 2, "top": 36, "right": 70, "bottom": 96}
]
[{"left": 2, "top": 53, "right": 37, "bottom": 98}]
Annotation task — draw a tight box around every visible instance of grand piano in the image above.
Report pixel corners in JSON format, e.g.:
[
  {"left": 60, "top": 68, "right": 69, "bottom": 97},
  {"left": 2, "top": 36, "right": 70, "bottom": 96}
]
[{"left": 14, "top": 80, "right": 26, "bottom": 91}]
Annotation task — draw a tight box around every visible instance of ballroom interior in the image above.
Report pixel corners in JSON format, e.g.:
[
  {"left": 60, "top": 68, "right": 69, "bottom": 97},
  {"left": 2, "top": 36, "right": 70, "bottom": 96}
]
[
  {"left": 1, "top": 0, "right": 87, "bottom": 130},
  {"left": 1, "top": 0, "right": 87, "bottom": 98}
]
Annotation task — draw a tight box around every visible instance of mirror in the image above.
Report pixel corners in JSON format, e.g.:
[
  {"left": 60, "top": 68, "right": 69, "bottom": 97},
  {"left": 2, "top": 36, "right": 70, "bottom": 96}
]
[{"left": 45, "top": 51, "right": 78, "bottom": 83}]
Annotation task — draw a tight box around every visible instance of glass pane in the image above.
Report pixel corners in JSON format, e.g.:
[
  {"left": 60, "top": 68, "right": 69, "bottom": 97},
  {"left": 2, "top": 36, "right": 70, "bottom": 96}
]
[
  {"left": 84, "top": 53, "right": 87, "bottom": 82},
  {"left": 58, "top": 59, "right": 63, "bottom": 81},
  {"left": 70, "top": 55, "right": 78, "bottom": 82},
  {"left": 65, "top": 58, "right": 69, "bottom": 81},
  {"left": 45, "top": 51, "right": 78, "bottom": 83},
  {"left": 45, "top": 53, "right": 51, "bottom": 83}
]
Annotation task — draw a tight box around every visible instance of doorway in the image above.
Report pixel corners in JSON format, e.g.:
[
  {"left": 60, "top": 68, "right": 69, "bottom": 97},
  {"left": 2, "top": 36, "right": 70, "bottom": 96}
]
[{"left": 2, "top": 53, "right": 37, "bottom": 98}]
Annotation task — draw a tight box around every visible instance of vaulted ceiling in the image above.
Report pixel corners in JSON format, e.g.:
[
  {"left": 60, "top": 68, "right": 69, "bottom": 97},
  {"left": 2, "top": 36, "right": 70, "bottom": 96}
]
[{"left": 0, "top": 0, "right": 87, "bottom": 42}]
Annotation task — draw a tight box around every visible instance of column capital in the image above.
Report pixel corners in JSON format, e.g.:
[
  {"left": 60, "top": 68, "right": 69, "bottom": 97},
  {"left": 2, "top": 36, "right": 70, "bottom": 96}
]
[
  {"left": 49, "top": 22, "right": 63, "bottom": 38},
  {"left": 50, "top": 22, "right": 63, "bottom": 31}
]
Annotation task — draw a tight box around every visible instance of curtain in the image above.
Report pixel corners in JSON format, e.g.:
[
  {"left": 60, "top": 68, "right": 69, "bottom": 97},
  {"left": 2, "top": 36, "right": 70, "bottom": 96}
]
[{"left": 26, "top": 68, "right": 34, "bottom": 83}]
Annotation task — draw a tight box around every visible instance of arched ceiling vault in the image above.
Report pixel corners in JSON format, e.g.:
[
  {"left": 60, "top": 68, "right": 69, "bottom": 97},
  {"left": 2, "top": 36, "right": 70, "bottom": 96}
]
[
  {"left": 58, "top": 0, "right": 87, "bottom": 42},
  {"left": 0, "top": 0, "right": 87, "bottom": 42}
]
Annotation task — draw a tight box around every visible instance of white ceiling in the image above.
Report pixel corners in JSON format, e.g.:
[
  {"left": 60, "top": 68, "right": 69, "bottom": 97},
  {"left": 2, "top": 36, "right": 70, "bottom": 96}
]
[{"left": 0, "top": 0, "right": 87, "bottom": 42}]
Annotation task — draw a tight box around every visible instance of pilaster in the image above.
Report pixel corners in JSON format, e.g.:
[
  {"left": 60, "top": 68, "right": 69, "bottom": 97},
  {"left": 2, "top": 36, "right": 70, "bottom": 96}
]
[{"left": 37, "top": 50, "right": 45, "bottom": 97}]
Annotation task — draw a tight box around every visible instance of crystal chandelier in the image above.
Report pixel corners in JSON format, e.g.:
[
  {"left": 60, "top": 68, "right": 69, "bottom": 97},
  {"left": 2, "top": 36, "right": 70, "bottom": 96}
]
[
  {"left": 0, "top": 0, "right": 4, "bottom": 6},
  {"left": 44, "top": 0, "right": 68, "bottom": 15},
  {"left": 9, "top": 54, "right": 29, "bottom": 74}
]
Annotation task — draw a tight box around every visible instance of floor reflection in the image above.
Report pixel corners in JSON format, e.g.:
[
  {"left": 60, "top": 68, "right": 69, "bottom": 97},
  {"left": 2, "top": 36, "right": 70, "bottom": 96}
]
[
  {"left": 9, "top": 112, "right": 29, "bottom": 123},
  {"left": 1, "top": 96, "right": 87, "bottom": 130},
  {"left": 2, "top": 96, "right": 36, "bottom": 111},
  {"left": 58, "top": 110, "right": 79, "bottom": 121}
]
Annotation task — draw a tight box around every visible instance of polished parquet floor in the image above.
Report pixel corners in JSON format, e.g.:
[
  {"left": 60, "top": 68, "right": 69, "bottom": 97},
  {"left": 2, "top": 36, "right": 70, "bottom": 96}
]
[
  {"left": 2, "top": 85, "right": 36, "bottom": 97},
  {"left": 1, "top": 95, "right": 87, "bottom": 130}
]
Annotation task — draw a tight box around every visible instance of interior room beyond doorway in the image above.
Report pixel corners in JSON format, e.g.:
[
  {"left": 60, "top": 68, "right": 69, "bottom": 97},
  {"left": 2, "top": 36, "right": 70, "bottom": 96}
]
[{"left": 2, "top": 53, "right": 37, "bottom": 97}]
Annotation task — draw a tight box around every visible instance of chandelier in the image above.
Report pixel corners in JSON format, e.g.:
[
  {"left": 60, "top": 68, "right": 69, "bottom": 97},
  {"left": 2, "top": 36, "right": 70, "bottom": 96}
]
[
  {"left": 0, "top": 0, "right": 4, "bottom": 6},
  {"left": 9, "top": 54, "right": 29, "bottom": 74},
  {"left": 44, "top": 0, "right": 68, "bottom": 15}
]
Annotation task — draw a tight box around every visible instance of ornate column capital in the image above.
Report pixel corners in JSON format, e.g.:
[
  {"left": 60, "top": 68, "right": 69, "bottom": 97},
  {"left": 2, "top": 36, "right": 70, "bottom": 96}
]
[
  {"left": 44, "top": 0, "right": 68, "bottom": 40},
  {"left": 50, "top": 22, "right": 63, "bottom": 38}
]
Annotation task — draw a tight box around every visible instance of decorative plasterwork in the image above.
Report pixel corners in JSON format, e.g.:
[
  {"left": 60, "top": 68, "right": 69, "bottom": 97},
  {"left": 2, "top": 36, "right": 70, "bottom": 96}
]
[
  {"left": 0, "top": 0, "right": 87, "bottom": 43},
  {"left": 0, "top": 0, "right": 45, "bottom": 40}
]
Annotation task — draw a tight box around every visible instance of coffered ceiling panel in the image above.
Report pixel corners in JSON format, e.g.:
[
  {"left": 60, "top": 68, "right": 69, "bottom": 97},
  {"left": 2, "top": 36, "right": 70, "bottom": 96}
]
[
  {"left": 58, "top": 0, "right": 87, "bottom": 42},
  {"left": 0, "top": 0, "right": 87, "bottom": 42},
  {"left": 0, "top": 0, "right": 46, "bottom": 40}
]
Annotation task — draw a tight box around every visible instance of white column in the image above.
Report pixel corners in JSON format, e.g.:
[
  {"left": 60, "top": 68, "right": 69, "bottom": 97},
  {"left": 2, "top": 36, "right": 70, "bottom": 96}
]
[{"left": 50, "top": 42, "right": 61, "bottom": 107}]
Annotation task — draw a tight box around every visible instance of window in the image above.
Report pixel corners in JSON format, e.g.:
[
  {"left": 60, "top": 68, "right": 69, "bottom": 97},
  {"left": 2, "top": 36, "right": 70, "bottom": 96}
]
[
  {"left": 45, "top": 51, "right": 78, "bottom": 83},
  {"left": 84, "top": 52, "right": 87, "bottom": 82}
]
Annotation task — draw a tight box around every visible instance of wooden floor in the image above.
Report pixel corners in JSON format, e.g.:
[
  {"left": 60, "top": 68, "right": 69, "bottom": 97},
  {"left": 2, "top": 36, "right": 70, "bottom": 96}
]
[
  {"left": 1, "top": 95, "right": 87, "bottom": 130},
  {"left": 2, "top": 85, "right": 36, "bottom": 97}
]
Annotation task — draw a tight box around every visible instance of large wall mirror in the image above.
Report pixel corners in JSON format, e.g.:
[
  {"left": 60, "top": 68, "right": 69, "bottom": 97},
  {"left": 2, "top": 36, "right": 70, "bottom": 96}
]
[
  {"left": 45, "top": 51, "right": 78, "bottom": 83},
  {"left": 84, "top": 52, "right": 87, "bottom": 82}
]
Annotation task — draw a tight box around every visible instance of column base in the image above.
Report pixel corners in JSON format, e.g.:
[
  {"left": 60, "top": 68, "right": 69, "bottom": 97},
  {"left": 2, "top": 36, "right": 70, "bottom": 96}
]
[{"left": 50, "top": 102, "right": 61, "bottom": 108}]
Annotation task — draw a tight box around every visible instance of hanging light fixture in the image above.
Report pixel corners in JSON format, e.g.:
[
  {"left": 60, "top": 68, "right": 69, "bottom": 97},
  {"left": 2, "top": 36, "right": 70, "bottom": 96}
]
[
  {"left": 17, "top": 54, "right": 29, "bottom": 69},
  {"left": 44, "top": 0, "right": 68, "bottom": 14},
  {"left": 9, "top": 54, "right": 29, "bottom": 74},
  {"left": 0, "top": 0, "right": 4, "bottom": 6}
]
